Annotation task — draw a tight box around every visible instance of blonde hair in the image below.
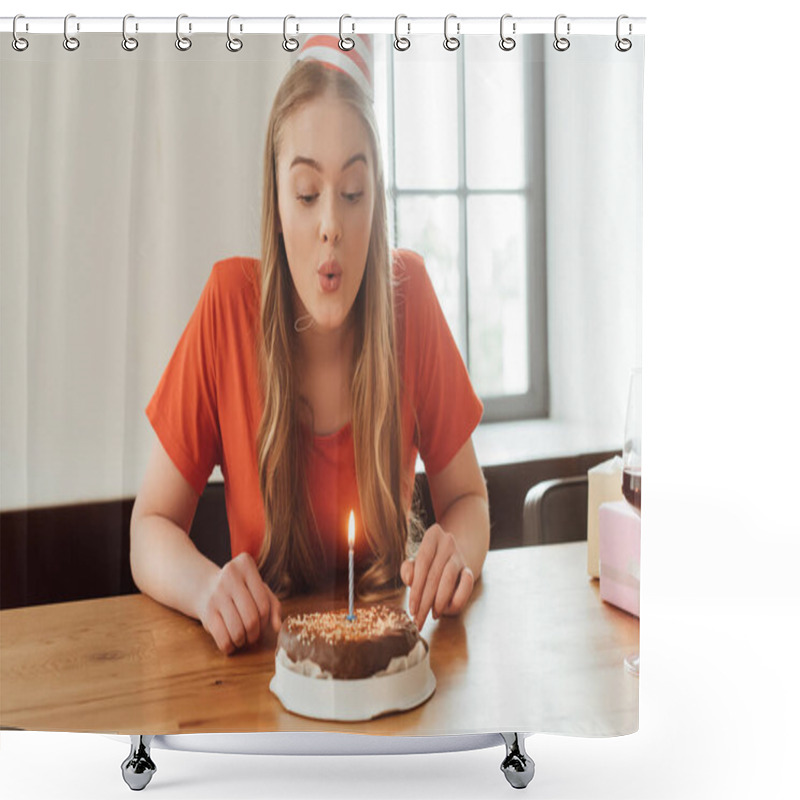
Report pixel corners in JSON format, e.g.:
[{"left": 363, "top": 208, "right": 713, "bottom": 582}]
[{"left": 255, "top": 59, "right": 420, "bottom": 600}]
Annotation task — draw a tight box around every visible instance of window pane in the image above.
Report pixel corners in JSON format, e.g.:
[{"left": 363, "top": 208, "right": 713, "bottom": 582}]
[
  {"left": 467, "top": 195, "right": 528, "bottom": 397},
  {"left": 395, "top": 195, "right": 463, "bottom": 355},
  {"left": 393, "top": 56, "right": 458, "bottom": 189},
  {"left": 464, "top": 38, "right": 526, "bottom": 190}
]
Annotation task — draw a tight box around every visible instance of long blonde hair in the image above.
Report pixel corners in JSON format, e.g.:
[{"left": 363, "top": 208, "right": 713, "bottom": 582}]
[{"left": 255, "top": 59, "right": 419, "bottom": 600}]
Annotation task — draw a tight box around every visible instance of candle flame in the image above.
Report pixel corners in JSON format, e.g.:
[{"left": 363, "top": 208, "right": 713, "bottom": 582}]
[{"left": 348, "top": 510, "right": 355, "bottom": 548}]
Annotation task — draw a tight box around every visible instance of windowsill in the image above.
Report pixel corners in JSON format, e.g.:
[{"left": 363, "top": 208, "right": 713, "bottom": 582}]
[
  {"left": 208, "top": 419, "right": 620, "bottom": 484},
  {"left": 469, "top": 419, "right": 620, "bottom": 468}
]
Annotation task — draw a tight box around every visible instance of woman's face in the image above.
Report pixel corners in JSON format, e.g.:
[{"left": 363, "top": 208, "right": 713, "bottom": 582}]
[{"left": 276, "top": 91, "right": 375, "bottom": 335}]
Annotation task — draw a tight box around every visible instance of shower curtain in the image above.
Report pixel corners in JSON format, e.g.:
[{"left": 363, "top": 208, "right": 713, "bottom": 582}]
[{"left": 0, "top": 15, "right": 644, "bottom": 793}]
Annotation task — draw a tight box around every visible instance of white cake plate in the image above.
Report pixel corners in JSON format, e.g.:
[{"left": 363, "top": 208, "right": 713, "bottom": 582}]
[{"left": 269, "top": 640, "right": 436, "bottom": 722}]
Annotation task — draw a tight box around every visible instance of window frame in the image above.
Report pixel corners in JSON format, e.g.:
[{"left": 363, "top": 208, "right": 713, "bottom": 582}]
[{"left": 385, "top": 36, "right": 549, "bottom": 423}]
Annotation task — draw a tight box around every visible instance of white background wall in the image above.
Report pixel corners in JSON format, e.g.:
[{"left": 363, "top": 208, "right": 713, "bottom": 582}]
[{"left": 2, "top": 1, "right": 799, "bottom": 800}]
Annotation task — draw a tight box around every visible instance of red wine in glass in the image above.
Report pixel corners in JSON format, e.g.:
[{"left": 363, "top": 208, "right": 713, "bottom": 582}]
[{"left": 622, "top": 467, "right": 641, "bottom": 511}]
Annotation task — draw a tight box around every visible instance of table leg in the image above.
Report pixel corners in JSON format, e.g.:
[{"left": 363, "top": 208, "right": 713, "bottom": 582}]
[
  {"left": 500, "top": 732, "right": 535, "bottom": 789},
  {"left": 121, "top": 735, "right": 156, "bottom": 790}
]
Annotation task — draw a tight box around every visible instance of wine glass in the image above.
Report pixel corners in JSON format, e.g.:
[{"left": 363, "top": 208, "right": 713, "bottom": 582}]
[{"left": 622, "top": 367, "right": 641, "bottom": 676}]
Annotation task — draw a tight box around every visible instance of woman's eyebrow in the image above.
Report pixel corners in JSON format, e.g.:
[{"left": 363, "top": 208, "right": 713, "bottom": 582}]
[
  {"left": 341, "top": 153, "right": 367, "bottom": 171},
  {"left": 290, "top": 153, "right": 367, "bottom": 172}
]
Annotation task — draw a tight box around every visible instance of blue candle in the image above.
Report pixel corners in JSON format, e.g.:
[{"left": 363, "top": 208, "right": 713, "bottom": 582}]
[{"left": 347, "top": 510, "right": 356, "bottom": 622}]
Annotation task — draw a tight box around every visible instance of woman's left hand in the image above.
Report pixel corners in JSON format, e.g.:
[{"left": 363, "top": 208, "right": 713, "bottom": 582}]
[{"left": 400, "top": 523, "right": 475, "bottom": 629}]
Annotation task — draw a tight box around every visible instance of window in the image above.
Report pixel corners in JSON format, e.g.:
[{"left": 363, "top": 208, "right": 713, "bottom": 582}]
[{"left": 374, "top": 36, "right": 548, "bottom": 422}]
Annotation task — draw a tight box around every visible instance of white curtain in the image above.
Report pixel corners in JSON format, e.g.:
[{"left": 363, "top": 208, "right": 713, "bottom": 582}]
[
  {"left": 544, "top": 36, "right": 643, "bottom": 434},
  {"left": 1, "top": 32, "right": 642, "bottom": 511},
  {"left": 1, "top": 35, "right": 290, "bottom": 509}
]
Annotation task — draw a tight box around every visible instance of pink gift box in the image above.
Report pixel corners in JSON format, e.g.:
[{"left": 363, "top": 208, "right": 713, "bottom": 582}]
[{"left": 598, "top": 501, "right": 640, "bottom": 618}]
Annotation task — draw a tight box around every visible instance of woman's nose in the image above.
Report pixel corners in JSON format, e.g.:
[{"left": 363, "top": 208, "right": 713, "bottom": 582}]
[{"left": 319, "top": 193, "right": 342, "bottom": 245}]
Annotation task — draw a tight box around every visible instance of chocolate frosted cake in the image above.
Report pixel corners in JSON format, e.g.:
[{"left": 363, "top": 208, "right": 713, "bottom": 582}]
[
  {"left": 270, "top": 604, "right": 436, "bottom": 721},
  {"left": 276, "top": 605, "right": 423, "bottom": 680}
]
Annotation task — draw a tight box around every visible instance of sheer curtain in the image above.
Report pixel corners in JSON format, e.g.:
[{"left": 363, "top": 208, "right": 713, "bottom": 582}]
[
  {"left": 1, "top": 35, "right": 289, "bottom": 510},
  {"left": 544, "top": 36, "right": 644, "bottom": 436}
]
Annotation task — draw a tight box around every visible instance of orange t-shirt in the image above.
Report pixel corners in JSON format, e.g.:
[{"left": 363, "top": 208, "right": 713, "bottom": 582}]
[{"left": 145, "top": 249, "right": 483, "bottom": 574}]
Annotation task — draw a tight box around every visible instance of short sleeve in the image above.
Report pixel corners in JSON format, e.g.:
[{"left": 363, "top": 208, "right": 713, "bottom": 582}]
[
  {"left": 399, "top": 251, "right": 484, "bottom": 476},
  {"left": 145, "top": 265, "right": 222, "bottom": 496}
]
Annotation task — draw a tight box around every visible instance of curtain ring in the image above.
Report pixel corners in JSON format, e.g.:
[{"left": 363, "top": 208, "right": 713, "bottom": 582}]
[
  {"left": 175, "top": 14, "right": 192, "bottom": 51},
  {"left": 499, "top": 14, "right": 516, "bottom": 51},
  {"left": 63, "top": 13, "right": 80, "bottom": 51},
  {"left": 282, "top": 16, "right": 299, "bottom": 52},
  {"left": 12, "top": 15, "right": 29, "bottom": 52},
  {"left": 226, "top": 15, "right": 243, "bottom": 52},
  {"left": 553, "top": 14, "right": 570, "bottom": 52},
  {"left": 122, "top": 14, "right": 138, "bottom": 51},
  {"left": 394, "top": 15, "right": 411, "bottom": 51},
  {"left": 443, "top": 14, "right": 460, "bottom": 51},
  {"left": 339, "top": 15, "right": 355, "bottom": 51},
  {"left": 615, "top": 15, "right": 632, "bottom": 52}
]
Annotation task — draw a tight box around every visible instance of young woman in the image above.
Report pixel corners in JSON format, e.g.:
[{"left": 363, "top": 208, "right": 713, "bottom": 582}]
[{"left": 130, "top": 36, "right": 490, "bottom": 655}]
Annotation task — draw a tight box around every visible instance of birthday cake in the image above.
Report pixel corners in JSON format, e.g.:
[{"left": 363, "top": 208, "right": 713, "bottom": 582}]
[
  {"left": 270, "top": 605, "right": 436, "bottom": 721},
  {"left": 277, "top": 605, "right": 424, "bottom": 679}
]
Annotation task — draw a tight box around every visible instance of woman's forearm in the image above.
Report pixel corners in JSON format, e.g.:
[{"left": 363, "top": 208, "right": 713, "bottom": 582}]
[
  {"left": 438, "top": 492, "right": 491, "bottom": 580},
  {"left": 130, "top": 514, "right": 220, "bottom": 621}
]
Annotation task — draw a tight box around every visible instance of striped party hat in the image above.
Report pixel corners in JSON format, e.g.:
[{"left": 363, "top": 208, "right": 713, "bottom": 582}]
[{"left": 296, "top": 34, "right": 374, "bottom": 100}]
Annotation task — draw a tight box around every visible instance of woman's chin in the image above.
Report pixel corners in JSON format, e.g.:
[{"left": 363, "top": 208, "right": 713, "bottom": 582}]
[{"left": 309, "top": 309, "right": 349, "bottom": 334}]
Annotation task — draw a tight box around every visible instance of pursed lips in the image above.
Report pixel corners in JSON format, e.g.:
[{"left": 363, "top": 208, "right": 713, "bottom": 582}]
[{"left": 318, "top": 259, "right": 342, "bottom": 279}]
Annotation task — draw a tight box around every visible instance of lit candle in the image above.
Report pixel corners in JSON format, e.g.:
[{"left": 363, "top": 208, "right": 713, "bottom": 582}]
[{"left": 346, "top": 510, "right": 356, "bottom": 622}]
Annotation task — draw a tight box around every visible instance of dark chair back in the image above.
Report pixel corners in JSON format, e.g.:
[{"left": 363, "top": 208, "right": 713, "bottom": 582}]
[{"left": 523, "top": 476, "right": 588, "bottom": 546}]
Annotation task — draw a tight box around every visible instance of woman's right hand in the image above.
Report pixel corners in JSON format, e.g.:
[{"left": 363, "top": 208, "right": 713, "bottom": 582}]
[{"left": 199, "top": 552, "right": 282, "bottom": 655}]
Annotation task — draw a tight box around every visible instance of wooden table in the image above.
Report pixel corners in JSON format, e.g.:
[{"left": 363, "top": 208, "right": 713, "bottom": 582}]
[{"left": 0, "top": 542, "right": 638, "bottom": 737}]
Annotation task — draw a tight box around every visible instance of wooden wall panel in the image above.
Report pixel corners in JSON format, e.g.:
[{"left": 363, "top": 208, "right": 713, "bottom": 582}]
[{"left": 0, "top": 451, "right": 615, "bottom": 609}]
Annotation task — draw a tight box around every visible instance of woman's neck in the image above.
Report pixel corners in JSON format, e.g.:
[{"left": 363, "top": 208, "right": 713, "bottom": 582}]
[
  {"left": 296, "top": 317, "right": 356, "bottom": 367},
  {"left": 295, "top": 320, "right": 357, "bottom": 436}
]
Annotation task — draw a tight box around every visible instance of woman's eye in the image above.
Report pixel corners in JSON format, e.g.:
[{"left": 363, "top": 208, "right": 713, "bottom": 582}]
[
  {"left": 297, "top": 193, "right": 318, "bottom": 205},
  {"left": 342, "top": 191, "right": 364, "bottom": 203}
]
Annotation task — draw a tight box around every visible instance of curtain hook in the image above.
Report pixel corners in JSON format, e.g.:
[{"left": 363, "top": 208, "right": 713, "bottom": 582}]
[
  {"left": 282, "top": 15, "right": 299, "bottom": 52},
  {"left": 444, "top": 14, "right": 460, "bottom": 51},
  {"left": 394, "top": 14, "right": 411, "bottom": 51},
  {"left": 615, "top": 15, "right": 633, "bottom": 52},
  {"left": 175, "top": 14, "right": 192, "bottom": 51},
  {"left": 226, "top": 15, "right": 243, "bottom": 52},
  {"left": 12, "top": 15, "right": 29, "bottom": 52},
  {"left": 122, "top": 14, "right": 138, "bottom": 51},
  {"left": 63, "top": 13, "right": 80, "bottom": 51},
  {"left": 499, "top": 14, "right": 516, "bottom": 51},
  {"left": 553, "top": 14, "right": 570, "bottom": 52},
  {"left": 339, "top": 14, "right": 355, "bottom": 51}
]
